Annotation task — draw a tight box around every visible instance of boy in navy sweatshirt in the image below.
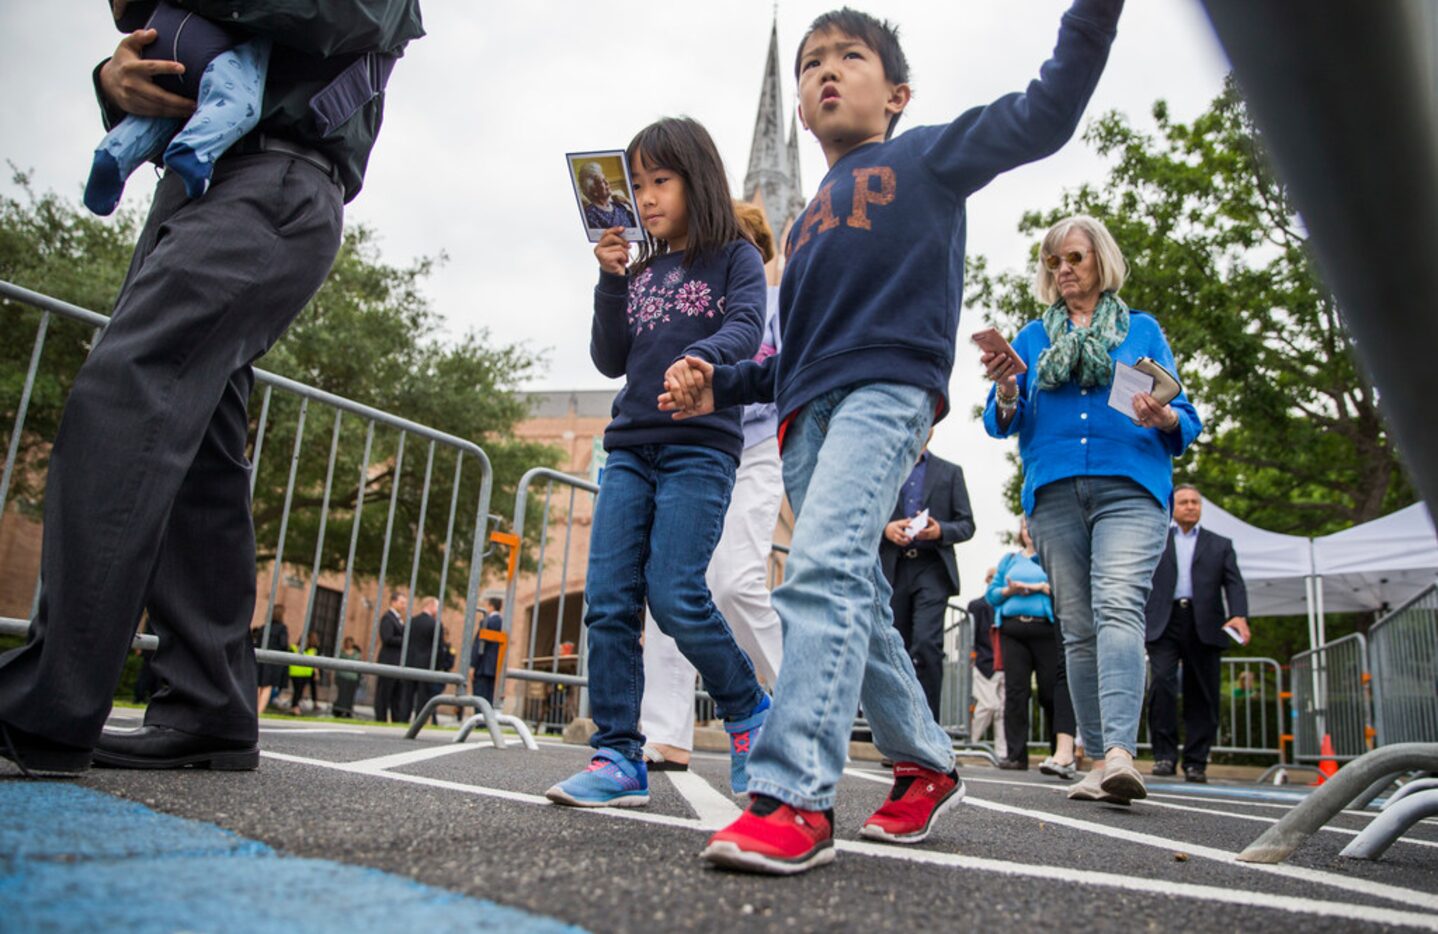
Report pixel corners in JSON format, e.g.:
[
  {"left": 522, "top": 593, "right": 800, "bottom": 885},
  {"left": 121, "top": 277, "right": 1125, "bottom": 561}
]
[{"left": 661, "top": 2, "right": 1124, "bottom": 874}]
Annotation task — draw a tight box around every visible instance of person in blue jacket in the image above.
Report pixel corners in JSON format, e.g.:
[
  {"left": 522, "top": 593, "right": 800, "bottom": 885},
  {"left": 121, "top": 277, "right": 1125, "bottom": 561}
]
[{"left": 980, "top": 214, "right": 1201, "bottom": 805}]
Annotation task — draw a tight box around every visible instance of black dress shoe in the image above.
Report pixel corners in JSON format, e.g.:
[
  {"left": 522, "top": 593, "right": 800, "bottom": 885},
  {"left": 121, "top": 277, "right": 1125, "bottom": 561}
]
[
  {"left": 93, "top": 724, "right": 258, "bottom": 771},
  {"left": 1151, "top": 759, "right": 1176, "bottom": 777},
  {"left": 0, "top": 721, "right": 91, "bottom": 777},
  {"left": 996, "top": 757, "right": 1028, "bottom": 771},
  {"left": 1184, "top": 765, "right": 1208, "bottom": 784}
]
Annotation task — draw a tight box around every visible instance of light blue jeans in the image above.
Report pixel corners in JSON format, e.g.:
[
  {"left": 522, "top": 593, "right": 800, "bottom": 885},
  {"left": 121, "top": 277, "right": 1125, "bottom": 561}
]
[
  {"left": 745, "top": 383, "right": 955, "bottom": 810},
  {"left": 1027, "top": 476, "right": 1169, "bottom": 756}
]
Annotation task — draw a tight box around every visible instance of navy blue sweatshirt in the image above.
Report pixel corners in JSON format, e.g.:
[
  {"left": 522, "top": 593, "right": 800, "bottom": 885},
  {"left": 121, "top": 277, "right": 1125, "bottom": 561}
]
[
  {"left": 592, "top": 241, "right": 766, "bottom": 461},
  {"left": 712, "top": 0, "right": 1123, "bottom": 429}
]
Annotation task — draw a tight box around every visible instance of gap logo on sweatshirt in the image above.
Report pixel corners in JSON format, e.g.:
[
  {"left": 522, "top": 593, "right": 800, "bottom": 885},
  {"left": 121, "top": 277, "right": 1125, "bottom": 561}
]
[{"left": 788, "top": 166, "right": 897, "bottom": 258}]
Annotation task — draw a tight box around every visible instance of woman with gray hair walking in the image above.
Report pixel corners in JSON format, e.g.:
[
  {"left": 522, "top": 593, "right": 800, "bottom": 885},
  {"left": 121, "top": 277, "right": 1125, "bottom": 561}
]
[{"left": 978, "top": 215, "right": 1201, "bottom": 804}]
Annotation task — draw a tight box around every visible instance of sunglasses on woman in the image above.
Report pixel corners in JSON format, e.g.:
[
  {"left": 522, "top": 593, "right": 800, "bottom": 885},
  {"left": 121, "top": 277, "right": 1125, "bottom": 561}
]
[{"left": 1042, "top": 250, "right": 1088, "bottom": 270}]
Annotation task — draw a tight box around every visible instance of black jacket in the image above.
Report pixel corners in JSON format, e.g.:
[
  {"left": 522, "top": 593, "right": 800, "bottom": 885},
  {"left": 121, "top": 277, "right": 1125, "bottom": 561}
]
[
  {"left": 1145, "top": 527, "right": 1250, "bottom": 648},
  {"left": 967, "top": 596, "right": 997, "bottom": 679},
  {"left": 404, "top": 611, "right": 439, "bottom": 669},
  {"left": 96, "top": 0, "right": 425, "bottom": 201},
  {"left": 376, "top": 608, "right": 404, "bottom": 665},
  {"left": 879, "top": 454, "right": 975, "bottom": 596}
]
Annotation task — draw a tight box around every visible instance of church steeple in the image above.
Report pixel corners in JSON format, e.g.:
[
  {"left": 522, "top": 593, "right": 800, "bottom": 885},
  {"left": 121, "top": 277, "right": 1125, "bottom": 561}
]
[{"left": 744, "top": 16, "right": 805, "bottom": 240}]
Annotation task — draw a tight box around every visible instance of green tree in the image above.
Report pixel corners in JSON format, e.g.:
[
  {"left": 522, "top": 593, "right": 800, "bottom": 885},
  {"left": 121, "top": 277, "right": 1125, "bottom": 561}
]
[
  {"left": 967, "top": 77, "right": 1416, "bottom": 538},
  {"left": 0, "top": 174, "right": 559, "bottom": 605}
]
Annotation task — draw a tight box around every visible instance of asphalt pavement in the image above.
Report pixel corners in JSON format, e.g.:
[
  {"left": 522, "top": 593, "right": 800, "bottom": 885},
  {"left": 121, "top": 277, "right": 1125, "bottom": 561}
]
[{"left": 3, "top": 709, "right": 1436, "bottom": 933}]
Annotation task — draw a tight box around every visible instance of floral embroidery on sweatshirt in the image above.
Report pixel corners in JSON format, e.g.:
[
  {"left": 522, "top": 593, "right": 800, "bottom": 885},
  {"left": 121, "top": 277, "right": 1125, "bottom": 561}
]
[{"left": 627, "top": 264, "right": 724, "bottom": 334}]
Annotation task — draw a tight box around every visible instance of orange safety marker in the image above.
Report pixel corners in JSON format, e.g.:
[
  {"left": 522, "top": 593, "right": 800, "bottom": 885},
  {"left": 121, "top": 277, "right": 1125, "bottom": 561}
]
[
  {"left": 489, "top": 530, "right": 521, "bottom": 583},
  {"left": 1311, "top": 733, "right": 1339, "bottom": 785}
]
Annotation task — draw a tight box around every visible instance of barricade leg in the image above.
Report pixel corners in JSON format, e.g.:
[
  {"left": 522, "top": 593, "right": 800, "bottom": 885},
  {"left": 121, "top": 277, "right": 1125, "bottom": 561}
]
[
  {"left": 1237, "top": 743, "right": 1438, "bottom": 863},
  {"left": 1340, "top": 788, "right": 1438, "bottom": 860},
  {"left": 1379, "top": 775, "right": 1438, "bottom": 811}
]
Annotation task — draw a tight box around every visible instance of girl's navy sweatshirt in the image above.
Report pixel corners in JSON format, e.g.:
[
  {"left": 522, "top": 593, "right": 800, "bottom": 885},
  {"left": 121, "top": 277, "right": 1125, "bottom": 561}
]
[
  {"left": 711, "top": 0, "right": 1123, "bottom": 430},
  {"left": 591, "top": 240, "right": 766, "bottom": 462}
]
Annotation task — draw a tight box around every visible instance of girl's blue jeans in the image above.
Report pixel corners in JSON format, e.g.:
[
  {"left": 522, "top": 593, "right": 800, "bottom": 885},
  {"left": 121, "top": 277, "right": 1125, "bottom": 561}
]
[
  {"left": 743, "top": 382, "right": 955, "bottom": 811},
  {"left": 584, "top": 444, "right": 766, "bottom": 760},
  {"left": 1027, "top": 475, "right": 1169, "bottom": 756}
]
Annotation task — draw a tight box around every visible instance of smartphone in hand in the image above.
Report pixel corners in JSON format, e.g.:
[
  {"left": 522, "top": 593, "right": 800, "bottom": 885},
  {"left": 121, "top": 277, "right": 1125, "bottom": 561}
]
[{"left": 971, "top": 328, "right": 1027, "bottom": 375}]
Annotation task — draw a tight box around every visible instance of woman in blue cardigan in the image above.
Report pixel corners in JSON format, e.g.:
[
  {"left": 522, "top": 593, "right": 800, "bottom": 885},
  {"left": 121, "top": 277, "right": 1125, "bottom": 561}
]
[{"left": 980, "top": 215, "right": 1201, "bottom": 804}]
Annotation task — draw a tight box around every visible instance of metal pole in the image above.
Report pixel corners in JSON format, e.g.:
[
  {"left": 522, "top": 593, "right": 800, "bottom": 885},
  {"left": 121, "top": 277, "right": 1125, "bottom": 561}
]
[
  {"left": 367, "top": 432, "right": 406, "bottom": 663},
  {"left": 249, "top": 384, "right": 273, "bottom": 499},
  {"left": 398, "top": 439, "right": 436, "bottom": 671},
  {"left": 430, "top": 453, "right": 463, "bottom": 671},
  {"left": 1340, "top": 788, "right": 1438, "bottom": 860},
  {"left": 300, "top": 409, "right": 343, "bottom": 651},
  {"left": 335, "top": 420, "right": 374, "bottom": 659},
  {"left": 0, "top": 310, "right": 50, "bottom": 515},
  {"left": 262, "top": 396, "right": 309, "bottom": 646}
]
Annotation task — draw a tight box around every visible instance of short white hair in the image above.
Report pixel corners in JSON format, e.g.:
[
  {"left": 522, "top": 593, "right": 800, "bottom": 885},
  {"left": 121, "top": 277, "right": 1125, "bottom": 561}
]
[
  {"left": 1033, "top": 214, "right": 1128, "bottom": 305},
  {"left": 578, "top": 162, "right": 606, "bottom": 191}
]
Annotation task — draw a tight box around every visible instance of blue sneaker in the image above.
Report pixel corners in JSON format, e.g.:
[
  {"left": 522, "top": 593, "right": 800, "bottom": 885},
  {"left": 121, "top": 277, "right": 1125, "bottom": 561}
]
[
  {"left": 725, "top": 694, "right": 771, "bottom": 795},
  {"left": 545, "top": 748, "right": 649, "bottom": 808}
]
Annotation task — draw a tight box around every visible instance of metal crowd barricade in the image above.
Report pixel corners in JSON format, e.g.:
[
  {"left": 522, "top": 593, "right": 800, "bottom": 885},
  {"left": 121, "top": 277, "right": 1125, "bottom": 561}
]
[
  {"left": 495, "top": 467, "right": 597, "bottom": 738},
  {"left": 1290, "top": 632, "right": 1373, "bottom": 764},
  {"left": 0, "top": 279, "right": 532, "bottom": 746},
  {"left": 1368, "top": 582, "right": 1438, "bottom": 746},
  {"left": 937, "top": 602, "right": 974, "bottom": 737},
  {"left": 1022, "top": 654, "right": 1286, "bottom": 762}
]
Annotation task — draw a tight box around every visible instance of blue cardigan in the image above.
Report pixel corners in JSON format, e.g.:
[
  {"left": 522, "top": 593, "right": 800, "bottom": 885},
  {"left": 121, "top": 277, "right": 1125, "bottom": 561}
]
[{"left": 982, "top": 311, "right": 1201, "bottom": 514}]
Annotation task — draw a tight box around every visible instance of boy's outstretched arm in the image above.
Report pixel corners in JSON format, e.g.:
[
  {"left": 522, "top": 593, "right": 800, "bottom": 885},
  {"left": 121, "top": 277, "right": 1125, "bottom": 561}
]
[{"left": 924, "top": 0, "right": 1123, "bottom": 196}]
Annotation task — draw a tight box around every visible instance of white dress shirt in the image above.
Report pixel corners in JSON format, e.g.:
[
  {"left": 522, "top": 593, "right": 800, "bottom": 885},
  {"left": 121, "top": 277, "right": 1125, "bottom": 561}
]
[{"left": 1173, "top": 523, "right": 1200, "bottom": 601}]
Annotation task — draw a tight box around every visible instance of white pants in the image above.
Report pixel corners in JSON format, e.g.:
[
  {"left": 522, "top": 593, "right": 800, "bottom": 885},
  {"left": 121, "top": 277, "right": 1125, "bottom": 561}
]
[
  {"left": 640, "top": 436, "right": 785, "bottom": 750},
  {"left": 971, "top": 667, "right": 1007, "bottom": 760}
]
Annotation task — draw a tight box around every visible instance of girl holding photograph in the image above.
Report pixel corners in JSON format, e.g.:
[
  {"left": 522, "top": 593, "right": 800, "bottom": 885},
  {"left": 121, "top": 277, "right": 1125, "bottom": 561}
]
[{"left": 545, "top": 117, "right": 770, "bottom": 808}]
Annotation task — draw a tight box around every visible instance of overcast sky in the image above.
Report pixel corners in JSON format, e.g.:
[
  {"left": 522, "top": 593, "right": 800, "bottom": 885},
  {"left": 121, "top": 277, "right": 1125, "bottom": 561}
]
[{"left": 1, "top": 1, "right": 1231, "bottom": 604}]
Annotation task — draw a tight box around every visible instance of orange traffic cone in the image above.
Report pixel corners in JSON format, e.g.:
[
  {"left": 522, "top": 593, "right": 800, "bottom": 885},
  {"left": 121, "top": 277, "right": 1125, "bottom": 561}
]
[{"left": 1311, "top": 734, "right": 1339, "bottom": 785}]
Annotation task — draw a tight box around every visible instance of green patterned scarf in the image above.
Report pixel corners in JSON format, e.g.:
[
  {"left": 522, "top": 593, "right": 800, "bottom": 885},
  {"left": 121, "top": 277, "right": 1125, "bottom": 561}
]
[{"left": 1035, "top": 291, "right": 1131, "bottom": 390}]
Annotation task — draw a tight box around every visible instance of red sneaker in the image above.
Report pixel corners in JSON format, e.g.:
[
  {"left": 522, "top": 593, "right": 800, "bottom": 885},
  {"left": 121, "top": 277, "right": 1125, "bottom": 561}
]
[
  {"left": 701, "top": 795, "right": 835, "bottom": 875},
  {"left": 859, "top": 762, "right": 964, "bottom": 844}
]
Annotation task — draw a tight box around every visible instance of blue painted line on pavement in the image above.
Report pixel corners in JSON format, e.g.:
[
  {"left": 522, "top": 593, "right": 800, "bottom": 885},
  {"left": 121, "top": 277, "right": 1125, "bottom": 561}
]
[{"left": 0, "top": 782, "right": 586, "bottom": 933}]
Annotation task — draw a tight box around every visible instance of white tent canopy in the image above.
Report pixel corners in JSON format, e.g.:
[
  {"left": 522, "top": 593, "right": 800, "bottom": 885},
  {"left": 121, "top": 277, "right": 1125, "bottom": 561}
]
[{"left": 1197, "top": 497, "right": 1438, "bottom": 649}]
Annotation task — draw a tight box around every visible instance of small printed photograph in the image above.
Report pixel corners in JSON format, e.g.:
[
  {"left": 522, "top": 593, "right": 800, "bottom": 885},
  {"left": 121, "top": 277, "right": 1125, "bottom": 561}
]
[{"left": 566, "top": 150, "right": 644, "bottom": 243}]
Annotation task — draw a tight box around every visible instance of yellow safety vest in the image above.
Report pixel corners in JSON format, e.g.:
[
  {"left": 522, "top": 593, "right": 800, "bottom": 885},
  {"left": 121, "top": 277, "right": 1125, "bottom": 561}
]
[{"left": 288, "top": 645, "right": 317, "bottom": 678}]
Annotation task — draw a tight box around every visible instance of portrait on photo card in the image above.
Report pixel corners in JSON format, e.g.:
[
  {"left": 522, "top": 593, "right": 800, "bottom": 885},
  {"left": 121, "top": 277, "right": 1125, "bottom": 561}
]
[{"left": 566, "top": 149, "right": 644, "bottom": 243}]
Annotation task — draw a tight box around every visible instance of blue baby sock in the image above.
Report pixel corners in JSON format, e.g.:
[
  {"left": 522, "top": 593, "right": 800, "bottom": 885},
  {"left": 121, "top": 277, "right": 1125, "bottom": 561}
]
[
  {"left": 84, "top": 150, "right": 125, "bottom": 216},
  {"left": 164, "top": 146, "right": 213, "bottom": 200}
]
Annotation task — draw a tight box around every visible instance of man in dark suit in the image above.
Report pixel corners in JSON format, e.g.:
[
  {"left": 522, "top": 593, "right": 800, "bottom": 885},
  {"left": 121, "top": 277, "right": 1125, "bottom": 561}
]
[
  {"left": 879, "top": 441, "right": 975, "bottom": 719},
  {"left": 1144, "top": 485, "right": 1251, "bottom": 783},
  {"left": 470, "top": 597, "right": 503, "bottom": 704},
  {"left": 373, "top": 590, "right": 408, "bottom": 723},
  {"left": 400, "top": 596, "right": 440, "bottom": 722}
]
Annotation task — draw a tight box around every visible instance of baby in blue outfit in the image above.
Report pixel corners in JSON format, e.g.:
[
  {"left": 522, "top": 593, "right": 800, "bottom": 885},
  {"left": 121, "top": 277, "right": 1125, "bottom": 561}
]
[{"left": 85, "top": 1, "right": 271, "bottom": 216}]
